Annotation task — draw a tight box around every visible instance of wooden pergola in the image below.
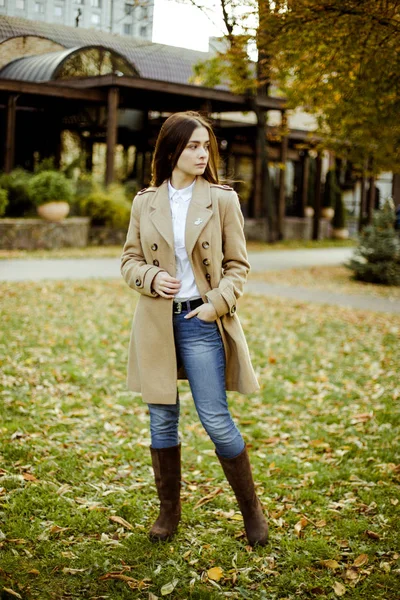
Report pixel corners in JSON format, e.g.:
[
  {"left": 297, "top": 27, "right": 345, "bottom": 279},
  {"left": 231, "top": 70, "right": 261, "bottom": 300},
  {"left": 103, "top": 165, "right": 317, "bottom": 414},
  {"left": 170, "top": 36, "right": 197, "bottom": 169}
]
[{"left": 0, "top": 72, "right": 322, "bottom": 229}]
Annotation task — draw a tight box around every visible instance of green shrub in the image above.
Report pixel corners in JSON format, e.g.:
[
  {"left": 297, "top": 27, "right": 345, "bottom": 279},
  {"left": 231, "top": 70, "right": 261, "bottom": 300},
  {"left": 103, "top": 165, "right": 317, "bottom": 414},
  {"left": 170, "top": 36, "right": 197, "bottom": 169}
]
[
  {"left": 78, "top": 183, "right": 131, "bottom": 228},
  {"left": 0, "top": 188, "right": 9, "bottom": 217},
  {"left": 0, "top": 168, "right": 34, "bottom": 217},
  {"left": 27, "top": 170, "right": 74, "bottom": 207},
  {"left": 347, "top": 199, "right": 400, "bottom": 285}
]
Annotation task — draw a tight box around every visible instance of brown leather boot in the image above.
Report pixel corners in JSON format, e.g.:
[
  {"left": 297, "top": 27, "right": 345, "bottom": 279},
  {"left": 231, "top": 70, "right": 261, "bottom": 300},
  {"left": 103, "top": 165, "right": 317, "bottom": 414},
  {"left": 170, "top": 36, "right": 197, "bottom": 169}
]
[
  {"left": 216, "top": 445, "right": 269, "bottom": 547},
  {"left": 149, "top": 443, "right": 181, "bottom": 541}
]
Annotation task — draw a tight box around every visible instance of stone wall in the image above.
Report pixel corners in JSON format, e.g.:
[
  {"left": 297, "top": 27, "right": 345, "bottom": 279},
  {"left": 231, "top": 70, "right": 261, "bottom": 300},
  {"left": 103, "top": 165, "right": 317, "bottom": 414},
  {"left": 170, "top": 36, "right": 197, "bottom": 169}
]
[
  {"left": 244, "top": 217, "right": 332, "bottom": 241},
  {"left": 0, "top": 218, "right": 90, "bottom": 250}
]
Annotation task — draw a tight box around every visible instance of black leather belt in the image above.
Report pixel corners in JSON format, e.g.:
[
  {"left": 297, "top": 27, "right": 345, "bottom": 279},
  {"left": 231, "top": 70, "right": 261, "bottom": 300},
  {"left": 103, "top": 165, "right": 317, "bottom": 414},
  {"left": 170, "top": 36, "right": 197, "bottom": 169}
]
[{"left": 173, "top": 298, "right": 203, "bottom": 314}]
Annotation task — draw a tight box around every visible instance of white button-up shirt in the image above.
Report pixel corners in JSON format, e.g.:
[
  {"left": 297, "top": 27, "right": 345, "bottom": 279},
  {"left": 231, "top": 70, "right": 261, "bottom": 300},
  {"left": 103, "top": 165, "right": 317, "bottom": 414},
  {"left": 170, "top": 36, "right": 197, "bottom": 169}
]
[{"left": 168, "top": 179, "right": 201, "bottom": 300}]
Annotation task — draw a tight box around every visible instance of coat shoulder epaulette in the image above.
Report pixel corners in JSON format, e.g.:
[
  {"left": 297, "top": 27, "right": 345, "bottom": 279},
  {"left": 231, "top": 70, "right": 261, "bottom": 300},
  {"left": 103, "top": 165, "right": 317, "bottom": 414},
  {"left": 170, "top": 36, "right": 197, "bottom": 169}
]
[
  {"left": 211, "top": 183, "right": 233, "bottom": 191},
  {"left": 137, "top": 187, "right": 157, "bottom": 196}
]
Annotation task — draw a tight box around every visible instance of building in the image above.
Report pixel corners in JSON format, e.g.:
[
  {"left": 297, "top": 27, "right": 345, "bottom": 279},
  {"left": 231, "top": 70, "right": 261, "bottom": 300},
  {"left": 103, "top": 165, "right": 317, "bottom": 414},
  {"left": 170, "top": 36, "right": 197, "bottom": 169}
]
[{"left": 0, "top": 0, "right": 154, "bottom": 40}]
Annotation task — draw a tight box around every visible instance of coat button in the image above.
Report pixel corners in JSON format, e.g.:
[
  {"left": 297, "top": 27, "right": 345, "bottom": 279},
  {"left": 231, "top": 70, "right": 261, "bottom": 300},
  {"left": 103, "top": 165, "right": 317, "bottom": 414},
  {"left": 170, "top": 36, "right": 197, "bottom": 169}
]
[
  {"left": 202, "top": 241, "right": 210, "bottom": 249},
  {"left": 151, "top": 243, "right": 158, "bottom": 251},
  {"left": 231, "top": 305, "right": 237, "bottom": 314},
  {"left": 205, "top": 273, "right": 211, "bottom": 281},
  {"left": 153, "top": 260, "right": 159, "bottom": 266},
  {"left": 203, "top": 258, "right": 210, "bottom": 266},
  {"left": 135, "top": 278, "right": 141, "bottom": 286}
]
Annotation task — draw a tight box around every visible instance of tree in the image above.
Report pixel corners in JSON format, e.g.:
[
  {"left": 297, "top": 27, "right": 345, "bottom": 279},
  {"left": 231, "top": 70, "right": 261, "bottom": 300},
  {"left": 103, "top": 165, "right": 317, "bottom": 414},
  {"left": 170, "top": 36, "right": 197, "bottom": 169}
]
[
  {"left": 260, "top": 1, "right": 400, "bottom": 175},
  {"left": 347, "top": 199, "right": 400, "bottom": 285},
  {"left": 190, "top": 0, "right": 400, "bottom": 234}
]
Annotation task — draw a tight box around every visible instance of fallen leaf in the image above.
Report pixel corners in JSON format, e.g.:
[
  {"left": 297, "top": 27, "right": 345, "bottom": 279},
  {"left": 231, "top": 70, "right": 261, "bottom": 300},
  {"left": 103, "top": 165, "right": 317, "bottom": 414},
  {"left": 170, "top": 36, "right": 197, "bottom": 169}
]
[
  {"left": 365, "top": 530, "right": 380, "bottom": 540},
  {"left": 149, "top": 594, "right": 159, "bottom": 600},
  {"left": 344, "top": 568, "right": 358, "bottom": 581},
  {"left": 315, "top": 519, "right": 327, "bottom": 528},
  {"left": 353, "top": 553, "right": 368, "bottom": 567},
  {"left": 194, "top": 488, "right": 222, "bottom": 508},
  {"left": 320, "top": 559, "right": 340, "bottom": 570},
  {"left": 22, "top": 472, "right": 37, "bottom": 481},
  {"left": 109, "top": 515, "right": 134, "bottom": 530},
  {"left": 160, "top": 578, "right": 179, "bottom": 595},
  {"left": 27, "top": 569, "right": 40, "bottom": 575},
  {"left": 390, "top": 498, "right": 399, "bottom": 506},
  {"left": 2, "top": 588, "right": 22, "bottom": 599},
  {"left": 333, "top": 581, "right": 346, "bottom": 596},
  {"left": 207, "top": 566, "right": 223, "bottom": 581},
  {"left": 62, "top": 567, "right": 88, "bottom": 574},
  {"left": 294, "top": 517, "right": 308, "bottom": 537}
]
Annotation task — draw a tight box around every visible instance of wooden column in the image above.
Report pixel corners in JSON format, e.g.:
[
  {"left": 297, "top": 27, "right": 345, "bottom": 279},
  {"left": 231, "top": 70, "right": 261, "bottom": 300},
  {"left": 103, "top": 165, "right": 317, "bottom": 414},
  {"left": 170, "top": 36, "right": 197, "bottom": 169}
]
[
  {"left": 278, "top": 111, "right": 288, "bottom": 240},
  {"left": 105, "top": 87, "right": 119, "bottom": 186},
  {"left": 5, "top": 94, "right": 18, "bottom": 173},
  {"left": 301, "top": 150, "right": 309, "bottom": 218},
  {"left": 312, "top": 152, "right": 322, "bottom": 240}
]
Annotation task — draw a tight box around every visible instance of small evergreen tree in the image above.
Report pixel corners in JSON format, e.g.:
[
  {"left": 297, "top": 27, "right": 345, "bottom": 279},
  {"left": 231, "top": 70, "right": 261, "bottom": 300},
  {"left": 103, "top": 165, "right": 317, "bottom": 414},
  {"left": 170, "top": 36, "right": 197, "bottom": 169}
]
[{"left": 347, "top": 199, "right": 400, "bottom": 285}]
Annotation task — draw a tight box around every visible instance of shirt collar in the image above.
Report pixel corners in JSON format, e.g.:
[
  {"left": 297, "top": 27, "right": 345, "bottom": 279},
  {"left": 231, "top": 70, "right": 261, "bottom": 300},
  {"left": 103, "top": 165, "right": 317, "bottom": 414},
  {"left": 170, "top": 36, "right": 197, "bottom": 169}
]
[{"left": 168, "top": 178, "right": 195, "bottom": 203}]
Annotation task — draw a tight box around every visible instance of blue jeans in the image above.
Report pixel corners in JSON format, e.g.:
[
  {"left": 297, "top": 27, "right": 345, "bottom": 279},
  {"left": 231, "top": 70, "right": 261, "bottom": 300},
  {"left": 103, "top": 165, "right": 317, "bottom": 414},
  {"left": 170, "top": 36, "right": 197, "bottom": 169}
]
[{"left": 148, "top": 308, "right": 245, "bottom": 459}]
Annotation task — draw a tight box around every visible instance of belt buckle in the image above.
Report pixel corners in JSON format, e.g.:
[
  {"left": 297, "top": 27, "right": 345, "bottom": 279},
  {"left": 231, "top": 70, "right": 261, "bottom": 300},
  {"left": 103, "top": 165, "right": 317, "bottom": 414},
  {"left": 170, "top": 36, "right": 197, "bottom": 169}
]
[{"left": 174, "top": 301, "right": 182, "bottom": 314}]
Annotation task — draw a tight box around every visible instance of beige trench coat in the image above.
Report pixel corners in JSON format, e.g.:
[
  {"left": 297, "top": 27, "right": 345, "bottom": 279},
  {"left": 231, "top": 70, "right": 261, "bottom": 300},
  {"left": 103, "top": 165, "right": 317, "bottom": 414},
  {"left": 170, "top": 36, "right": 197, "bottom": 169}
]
[{"left": 120, "top": 176, "right": 259, "bottom": 404}]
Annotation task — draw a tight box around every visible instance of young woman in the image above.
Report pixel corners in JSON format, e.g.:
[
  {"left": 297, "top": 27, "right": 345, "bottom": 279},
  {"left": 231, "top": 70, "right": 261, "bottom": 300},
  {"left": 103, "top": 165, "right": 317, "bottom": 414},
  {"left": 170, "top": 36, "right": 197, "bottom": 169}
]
[{"left": 121, "top": 111, "right": 268, "bottom": 547}]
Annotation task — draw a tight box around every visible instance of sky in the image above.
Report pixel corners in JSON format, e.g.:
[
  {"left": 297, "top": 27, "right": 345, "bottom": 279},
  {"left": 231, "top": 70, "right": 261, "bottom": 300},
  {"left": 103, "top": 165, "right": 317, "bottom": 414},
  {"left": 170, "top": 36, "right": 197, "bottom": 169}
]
[{"left": 152, "top": 0, "right": 225, "bottom": 52}]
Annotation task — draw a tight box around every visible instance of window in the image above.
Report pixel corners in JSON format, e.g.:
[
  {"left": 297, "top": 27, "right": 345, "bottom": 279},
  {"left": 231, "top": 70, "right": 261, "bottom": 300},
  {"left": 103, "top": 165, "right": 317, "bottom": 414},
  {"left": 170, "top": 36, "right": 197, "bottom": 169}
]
[
  {"left": 91, "top": 0, "right": 101, "bottom": 7},
  {"left": 0, "top": 0, "right": 6, "bottom": 7},
  {"left": 54, "top": 5, "right": 63, "bottom": 16},
  {"left": 35, "top": 2, "right": 45, "bottom": 13},
  {"left": 91, "top": 13, "right": 100, "bottom": 25},
  {"left": 140, "top": 25, "right": 147, "bottom": 37},
  {"left": 16, "top": 0, "right": 25, "bottom": 9},
  {"left": 123, "top": 23, "right": 132, "bottom": 35},
  {"left": 124, "top": 2, "right": 133, "bottom": 15},
  {"left": 75, "top": 0, "right": 84, "bottom": 4}
]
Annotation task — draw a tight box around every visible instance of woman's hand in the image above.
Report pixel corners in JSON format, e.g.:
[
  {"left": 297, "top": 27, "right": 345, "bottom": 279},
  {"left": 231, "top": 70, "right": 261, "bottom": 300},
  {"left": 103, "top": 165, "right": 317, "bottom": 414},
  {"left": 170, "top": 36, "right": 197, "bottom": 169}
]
[
  {"left": 185, "top": 302, "right": 217, "bottom": 322},
  {"left": 152, "top": 272, "right": 181, "bottom": 298}
]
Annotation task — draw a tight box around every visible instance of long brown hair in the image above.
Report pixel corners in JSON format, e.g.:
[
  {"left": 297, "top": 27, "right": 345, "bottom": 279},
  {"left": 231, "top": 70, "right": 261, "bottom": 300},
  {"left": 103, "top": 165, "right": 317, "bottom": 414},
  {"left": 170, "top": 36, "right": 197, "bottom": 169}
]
[{"left": 150, "top": 111, "right": 220, "bottom": 187}]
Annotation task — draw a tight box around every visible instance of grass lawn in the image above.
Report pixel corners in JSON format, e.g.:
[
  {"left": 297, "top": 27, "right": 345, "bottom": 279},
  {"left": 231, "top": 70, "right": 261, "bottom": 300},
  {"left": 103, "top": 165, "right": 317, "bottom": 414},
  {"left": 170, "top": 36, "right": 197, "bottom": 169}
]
[
  {"left": 0, "top": 279, "right": 399, "bottom": 599},
  {"left": 249, "top": 266, "right": 400, "bottom": 301},
  {"left": 0, "top": 239, "right": 357, "bottom": 260}
]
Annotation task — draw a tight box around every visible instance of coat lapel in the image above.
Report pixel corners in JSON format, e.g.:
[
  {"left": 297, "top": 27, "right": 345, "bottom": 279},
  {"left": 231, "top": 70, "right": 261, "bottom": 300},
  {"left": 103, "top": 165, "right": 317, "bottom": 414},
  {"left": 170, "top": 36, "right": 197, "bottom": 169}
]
[
  {"left": 149, "top": 180, "right": 174, "bottom": 248},
  {"left": 185, "top": 177, "right": 212, "bottom": 257}
]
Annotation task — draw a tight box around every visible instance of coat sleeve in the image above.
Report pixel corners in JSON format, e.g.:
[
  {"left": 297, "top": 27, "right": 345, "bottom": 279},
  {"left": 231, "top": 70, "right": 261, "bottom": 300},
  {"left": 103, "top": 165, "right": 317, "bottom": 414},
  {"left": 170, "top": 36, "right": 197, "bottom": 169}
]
[
  {"left": 120, "top": 196, "right": 164, "bottom": 297},
  {"left": 206, "top": 190, "right": 250, "bottom": 317}
]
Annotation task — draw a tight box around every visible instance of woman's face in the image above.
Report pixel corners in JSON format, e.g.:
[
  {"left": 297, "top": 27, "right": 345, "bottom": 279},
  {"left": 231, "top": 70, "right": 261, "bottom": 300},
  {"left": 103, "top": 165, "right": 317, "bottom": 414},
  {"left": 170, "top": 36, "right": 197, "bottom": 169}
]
[{"left": 174, "top": 126, "right": 210, "bottom": 179}]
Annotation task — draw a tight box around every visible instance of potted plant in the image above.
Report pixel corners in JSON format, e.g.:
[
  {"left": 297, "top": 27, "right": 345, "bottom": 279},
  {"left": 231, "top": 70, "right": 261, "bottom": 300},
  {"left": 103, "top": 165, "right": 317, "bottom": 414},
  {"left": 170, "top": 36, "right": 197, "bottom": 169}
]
[
  {"left": 322, "top": 169, "right": 337, "bottom": 220},
  {"left": 28, "top": 170, "right": 74, "bottom": 222},
  {"left": 332, "top": 188, "right": 349, "bottom": 239}
]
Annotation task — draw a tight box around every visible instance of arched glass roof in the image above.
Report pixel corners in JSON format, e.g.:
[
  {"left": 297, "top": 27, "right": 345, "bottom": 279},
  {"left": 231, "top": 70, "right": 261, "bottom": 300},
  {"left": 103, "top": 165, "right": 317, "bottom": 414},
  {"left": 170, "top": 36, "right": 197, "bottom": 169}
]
[{"left": 0, "top": 45, "right": 139, "bottom": 82}]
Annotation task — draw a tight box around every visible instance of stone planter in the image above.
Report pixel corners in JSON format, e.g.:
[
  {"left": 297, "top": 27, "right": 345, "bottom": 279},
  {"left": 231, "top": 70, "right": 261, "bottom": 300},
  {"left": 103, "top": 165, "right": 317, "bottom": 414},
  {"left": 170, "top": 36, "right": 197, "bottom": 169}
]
[
  {"left": 37, "top": 201, "right": 70, "bottom": 222},
  {"left": 332, "top": 227, "right": 349, "bottom": 240},
  {"left": 321, "top": 207, "right": 334, "bottom": 220}
]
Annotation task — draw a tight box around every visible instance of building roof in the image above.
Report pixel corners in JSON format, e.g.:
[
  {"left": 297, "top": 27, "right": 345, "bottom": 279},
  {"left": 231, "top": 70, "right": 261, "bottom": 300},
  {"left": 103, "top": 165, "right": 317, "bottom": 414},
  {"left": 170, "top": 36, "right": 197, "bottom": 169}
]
[
  {"left": 0, "top": 45, "right": 138, "bottom": 81},
  {"left": 0, "top": 15, "right": 214, "bottom": 86}
]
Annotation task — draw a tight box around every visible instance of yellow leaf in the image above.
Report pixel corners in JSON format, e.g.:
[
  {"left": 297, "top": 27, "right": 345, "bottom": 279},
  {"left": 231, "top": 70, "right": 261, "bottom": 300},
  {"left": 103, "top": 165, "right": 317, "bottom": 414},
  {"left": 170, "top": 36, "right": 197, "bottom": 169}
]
[
  {"left": 320, "top": 559, "right": 340, "bottom": 570},
  {"left": 353, "top": 553, "right": 368, "bottom": 567},
  {"left": 109, "top": 515, "right": 134, "bottom": 530},
  {"left": 207, "top": 567, "right": 224, "bottom": 581},
  {"left": 333, "top": 581, "right": 346, "bottom": 596},
  {"left": 315, "top": 519, "right": 327, "bottom": 528},
  {"left": 294, "top": 517, "right": 308, "bottom": 537}
]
